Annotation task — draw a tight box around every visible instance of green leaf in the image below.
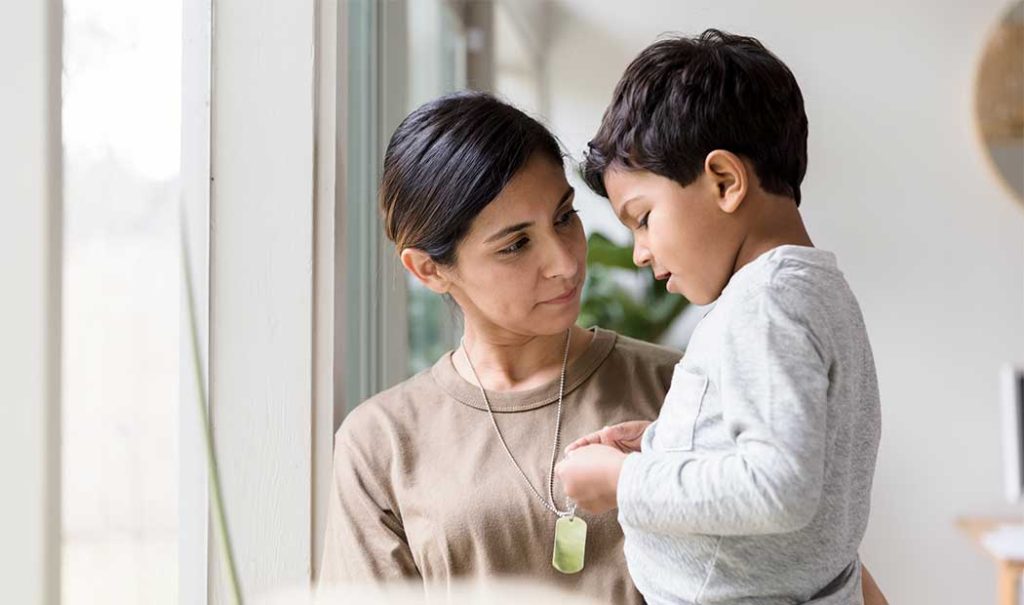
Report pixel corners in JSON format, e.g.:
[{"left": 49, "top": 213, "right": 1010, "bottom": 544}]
[{"left": 578, "top": 230, "right": 691, "bottom": 344}]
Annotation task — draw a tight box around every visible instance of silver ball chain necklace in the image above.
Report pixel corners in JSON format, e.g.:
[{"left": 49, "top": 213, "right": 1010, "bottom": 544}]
[{"left": 460, "top": 328, "right": 588, "bottom": 575}]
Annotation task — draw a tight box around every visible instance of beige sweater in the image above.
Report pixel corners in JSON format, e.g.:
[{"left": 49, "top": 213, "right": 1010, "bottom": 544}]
[{"left": 319, "top": 328, "right": 681, "bottom": 604}]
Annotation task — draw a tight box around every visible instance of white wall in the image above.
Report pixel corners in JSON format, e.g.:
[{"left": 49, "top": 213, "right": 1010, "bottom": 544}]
[{"left": 547, "top": 1, "right": 1024, "bottom": 603}]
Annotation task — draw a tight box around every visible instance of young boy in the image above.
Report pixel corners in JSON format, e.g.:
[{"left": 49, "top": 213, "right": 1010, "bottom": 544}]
[{"left": 555, "top": 30, "right": 882, "bottom": 604}]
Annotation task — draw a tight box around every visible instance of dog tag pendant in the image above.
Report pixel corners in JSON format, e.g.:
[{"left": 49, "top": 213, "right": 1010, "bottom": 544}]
[{"left": 552, "top": 515, "right": 587, "bottom": 574}]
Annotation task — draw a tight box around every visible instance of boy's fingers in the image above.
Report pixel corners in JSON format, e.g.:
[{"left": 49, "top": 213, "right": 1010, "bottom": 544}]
[
  {"left": 613, "top": 420, "right": 649, "bottom": 439},
  {"left": 567, "top": 422, "right": 644, "bottom": 453},
  {"left": 566, "top": 431, "right": 604, "bottom": 453}
]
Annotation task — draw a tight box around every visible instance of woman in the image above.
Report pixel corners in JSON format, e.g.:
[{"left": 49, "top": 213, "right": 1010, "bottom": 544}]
[{"left": 319, "top": 91, "right": 887, "bottom": 604}]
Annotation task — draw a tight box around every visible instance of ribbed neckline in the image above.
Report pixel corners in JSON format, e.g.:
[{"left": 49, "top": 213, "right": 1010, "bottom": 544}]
[{"left": 430, "top": 327, "right": 618, "bottom": 413}]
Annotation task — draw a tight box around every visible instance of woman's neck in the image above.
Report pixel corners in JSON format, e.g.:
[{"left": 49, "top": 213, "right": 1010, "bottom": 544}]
[{"left": 454, "top": 323, "right": 594, "bottom": 392}]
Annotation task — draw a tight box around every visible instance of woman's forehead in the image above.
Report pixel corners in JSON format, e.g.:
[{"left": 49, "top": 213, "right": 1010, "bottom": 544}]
[{"left": 475, "top": 156, "right": 569, "bottom": 223}]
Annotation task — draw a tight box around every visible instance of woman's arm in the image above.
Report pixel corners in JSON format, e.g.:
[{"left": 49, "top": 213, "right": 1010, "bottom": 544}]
[
  {"left": 861, "top": 565, "right": 889, "bottom": 605},
  {"left": 318, "top": 416, "right": 420, "bottom": 587}
]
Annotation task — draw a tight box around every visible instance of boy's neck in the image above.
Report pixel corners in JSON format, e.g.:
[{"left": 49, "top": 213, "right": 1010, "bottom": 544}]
[{"left": 731, "top": 190, "right": 814, "bottom": 276}]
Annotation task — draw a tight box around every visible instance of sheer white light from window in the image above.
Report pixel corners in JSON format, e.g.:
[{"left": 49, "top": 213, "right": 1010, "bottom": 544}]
[{"left": 62, "top": 0, "right": 182, "bottom": 602}]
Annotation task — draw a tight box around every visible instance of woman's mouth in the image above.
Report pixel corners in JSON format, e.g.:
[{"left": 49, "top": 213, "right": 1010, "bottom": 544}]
[{"left": 541, "top": 283, "right": 580, "bottom": 305}]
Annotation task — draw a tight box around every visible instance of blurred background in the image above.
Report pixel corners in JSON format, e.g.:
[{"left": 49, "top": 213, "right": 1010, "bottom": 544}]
[{"left": 4, "top": 0, "right": 1023, "bottom": 604}]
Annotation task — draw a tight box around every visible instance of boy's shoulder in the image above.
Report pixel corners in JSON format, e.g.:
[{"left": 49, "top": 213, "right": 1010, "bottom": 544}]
[
  {"left": 713, "top": 246, "right": 867, "bottom": 349},
  {"left": 727, "top": 246, "right": 850, "bottom": 310}
]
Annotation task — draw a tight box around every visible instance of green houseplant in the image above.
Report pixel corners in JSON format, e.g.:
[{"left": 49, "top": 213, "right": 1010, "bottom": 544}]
[{"left": 577, "top": 232, "right": 690, "bottom": 344}]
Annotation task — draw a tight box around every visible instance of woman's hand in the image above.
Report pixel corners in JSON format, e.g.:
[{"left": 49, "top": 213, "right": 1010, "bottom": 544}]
[
  {"left": 861, "top": 564, "right": 889, "bottom": 605},
  {"left": 555, "top": 444, "right": 627, "bottom": 514},
  {"left": 565, "top": 420, "right": 651, "bottom": 455}
]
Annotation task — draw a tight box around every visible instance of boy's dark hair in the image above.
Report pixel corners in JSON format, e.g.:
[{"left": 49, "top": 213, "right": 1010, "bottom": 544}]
[
  {"left": 582, "top": 29, "right": 808, "bottom": 206},
  {"left": 380, "top": 91, "right": 563, "bottom": 265}
]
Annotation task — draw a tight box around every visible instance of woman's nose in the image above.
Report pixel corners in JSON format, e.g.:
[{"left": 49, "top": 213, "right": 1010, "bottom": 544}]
[{"left": 544, "top": 238, "right": 580, "bottom": 280}]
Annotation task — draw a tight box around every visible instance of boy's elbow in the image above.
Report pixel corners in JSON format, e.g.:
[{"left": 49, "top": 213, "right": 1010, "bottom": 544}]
[
  {"left": 746, "top": 447, "right": 825, "bottom": 533},
  {"left": 767, "top": 497, "right": 818, "bottom": 532},
  {"left": 764, "top": 478, "right": 822, "bottom": 532}
]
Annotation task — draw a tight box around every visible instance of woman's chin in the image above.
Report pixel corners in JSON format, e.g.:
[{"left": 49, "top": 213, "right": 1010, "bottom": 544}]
[
  {"left": 512, "top": 306, "right": 578, "bottom": 335},
  {"left": 543, "top": 306, "right": 583, "bottom": 333}
]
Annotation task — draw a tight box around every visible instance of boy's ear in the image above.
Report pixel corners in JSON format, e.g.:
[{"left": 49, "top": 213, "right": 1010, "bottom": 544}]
[
  {"left": 400, "top": 247, "right": 452, "bottom": 294},
  {"left": 703, "top": 150, "right": 748, "bottom": 214}
]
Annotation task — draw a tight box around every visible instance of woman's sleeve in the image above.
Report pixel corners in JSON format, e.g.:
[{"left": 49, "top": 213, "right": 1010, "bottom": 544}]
[{"left": 318, "top": 410, "right": 420, "bottom": 587}]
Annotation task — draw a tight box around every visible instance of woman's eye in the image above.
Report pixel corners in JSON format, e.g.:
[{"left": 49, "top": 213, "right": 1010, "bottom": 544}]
[
  {"left": 555, "top": 208, "right": 579, "bottom": 226},
  {"left": 499, "top": 238, "right": 529, "bottom": 255},
  {"left": 638, "top": 212, "right": 650, "bottom": 229}
]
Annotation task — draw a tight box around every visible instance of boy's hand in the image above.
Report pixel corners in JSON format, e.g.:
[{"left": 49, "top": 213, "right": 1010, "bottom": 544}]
[
  {"left": 565, "top": 420, "right": 651, "bottom": 455},
  {"left": 555, "top": 444, "right": 627, "bottom": 515}
]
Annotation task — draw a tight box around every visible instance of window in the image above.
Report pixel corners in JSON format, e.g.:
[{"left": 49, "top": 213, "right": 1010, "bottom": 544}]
[
  {"left": 404, "top": 0, "right": 467, "bottom": 375},
  {"left": 61, "top": 0, "right": 182, "bottom": 601},
  {"left": 346, "top": 0, "right": 551, "bottom": 381}
]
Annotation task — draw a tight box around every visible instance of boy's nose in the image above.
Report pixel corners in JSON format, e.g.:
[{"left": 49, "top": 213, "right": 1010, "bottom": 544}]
[{"left": 633, "top": 241, "right": 653, "bottom": 268}]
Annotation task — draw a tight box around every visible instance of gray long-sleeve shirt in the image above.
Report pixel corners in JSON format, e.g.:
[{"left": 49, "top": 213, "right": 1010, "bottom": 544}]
[{"left": 617, "top": 245, "right": 881, "bottom": 605}]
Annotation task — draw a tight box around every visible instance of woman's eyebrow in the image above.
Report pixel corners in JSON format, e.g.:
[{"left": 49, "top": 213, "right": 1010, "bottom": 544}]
[
  {"left": 485, "top": 221, "right": 531, "bottom": 244},
  {"left": 483, "top": 186, "right": 575, "bottom": 244},
  {"left": 551, "top": 186, "right": 576, "bottom": 215}
]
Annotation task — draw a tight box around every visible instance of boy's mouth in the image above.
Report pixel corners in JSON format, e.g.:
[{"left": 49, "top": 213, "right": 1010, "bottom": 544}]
[{"left": 655, "top": 270, "right": 677, "bottom": 294}]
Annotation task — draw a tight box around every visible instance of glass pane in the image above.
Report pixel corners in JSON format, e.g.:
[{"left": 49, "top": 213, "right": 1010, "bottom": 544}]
[
  {"left": 404, "top": 0, "right": 465, "bottom": 376},
  {"left": 494, "top": 2, "right": 542, "bottom": 116},
  {"left": 62, "top": 0, "right": 182, "bottom": 602}
]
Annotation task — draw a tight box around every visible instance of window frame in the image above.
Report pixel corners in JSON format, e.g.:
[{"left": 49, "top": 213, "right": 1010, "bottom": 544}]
[
  {"left": 1, "top": 2, "right": 63, "bottom": 603},
  {"left": 180, "top": 0, "right": 212, "bottom": 601}
]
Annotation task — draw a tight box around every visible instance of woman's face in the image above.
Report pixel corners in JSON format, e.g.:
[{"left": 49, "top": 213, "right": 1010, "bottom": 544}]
[{"left": 442, "top": 152, "right": 587, "bottom": 340}]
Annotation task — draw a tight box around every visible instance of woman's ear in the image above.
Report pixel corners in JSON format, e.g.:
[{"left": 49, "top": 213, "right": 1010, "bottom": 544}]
[
  {"left": 400, "top": 248, "right": 451, "bottom": 294},
  {"left": 703, "top": 150, "right": 748, "bottom": 214}
]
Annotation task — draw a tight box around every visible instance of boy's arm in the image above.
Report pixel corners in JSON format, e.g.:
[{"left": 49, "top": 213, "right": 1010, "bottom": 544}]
[{"left": 618, "top": 286, "right": 831, "bottom": 535}]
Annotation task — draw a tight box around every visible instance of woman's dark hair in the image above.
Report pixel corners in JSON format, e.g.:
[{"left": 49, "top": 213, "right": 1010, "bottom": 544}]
[
  {"left": 380, "top": 91, "right": 564, "bottom": 265},
  {"left": 582, "top": 29, "right": 808, "bottom": 205}
]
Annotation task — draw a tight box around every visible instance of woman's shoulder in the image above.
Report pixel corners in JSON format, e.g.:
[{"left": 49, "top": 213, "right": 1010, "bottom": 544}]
[
  {"left": 587, "top": 328, "right": 682, "bottom": 394},
  {"left": 336, "top": 368, "right": 440, "bottom": 449},
  {"left": 584, "top": 328, "right": 682, "bottom": 411},
  {"left": 602, "top": 328, "right": 683, "bottom": 369}
]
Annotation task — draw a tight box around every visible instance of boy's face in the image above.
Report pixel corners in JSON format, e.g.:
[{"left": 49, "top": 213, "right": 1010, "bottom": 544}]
[{"left": 604, "top": 166, "right": 742, "bottom": 305}]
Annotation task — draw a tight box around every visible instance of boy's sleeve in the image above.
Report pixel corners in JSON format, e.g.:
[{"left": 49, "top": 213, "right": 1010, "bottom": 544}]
[
  {"left": 617, "top": 284, "right": 831, "bottom": 536},
  {"left": 318, "top": 411, "right": 420, "bottom": 587}
]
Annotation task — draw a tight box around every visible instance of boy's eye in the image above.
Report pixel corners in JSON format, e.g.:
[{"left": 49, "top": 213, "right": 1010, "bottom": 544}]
[
  {"left": 499, "top": 237, "right": 529, "bottom": 255},
  {"left": 638, "top": 212, "right": 650, "bottom": 229},
  {"left": 555, "top": 208, "right": 579, "bottom": 226}
]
